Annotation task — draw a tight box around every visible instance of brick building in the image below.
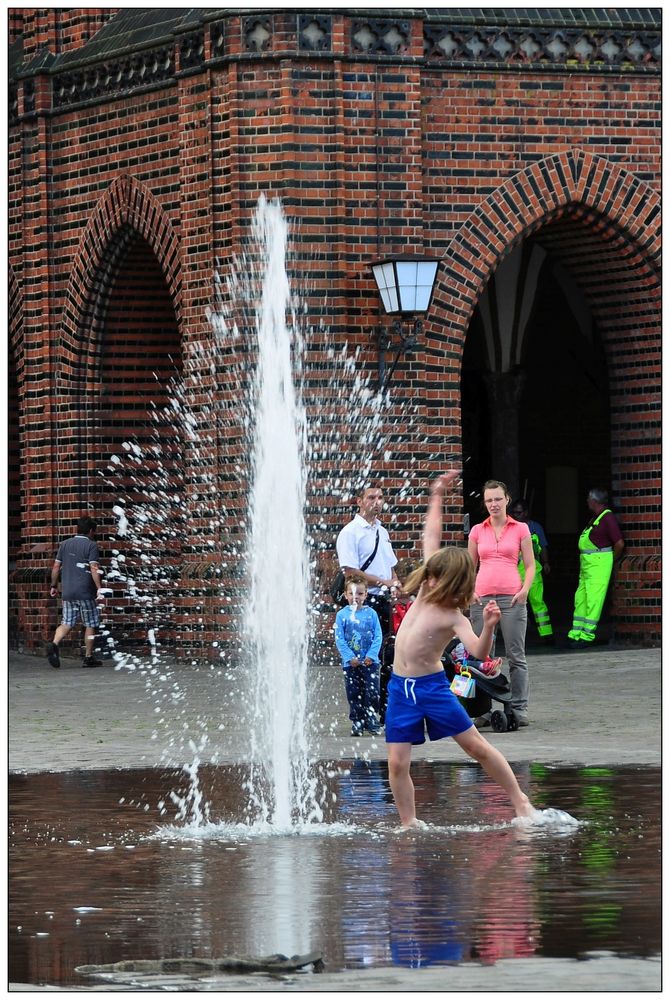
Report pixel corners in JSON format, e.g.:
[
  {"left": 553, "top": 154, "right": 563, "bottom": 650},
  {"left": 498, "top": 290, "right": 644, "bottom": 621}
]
[{"left": 8, "top": 8, "right": 661, "bottom": 655}]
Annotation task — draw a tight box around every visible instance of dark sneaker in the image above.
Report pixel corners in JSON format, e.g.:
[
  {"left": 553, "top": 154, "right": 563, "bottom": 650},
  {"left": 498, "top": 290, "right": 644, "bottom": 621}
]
[
  {"left": 474, "top": 714, "right": 491, "bottom": 729},
  {"left": 46, "top": 642, "right": 60, "bottom": 669},
  {"left": 82, "top": 656, "right": 103, "bottom": 668},
  {"left": 351, "top": 724, "right": 364, "bottom": 737},
  {"left": 366, "top": 726, "right": 381, "bottom": 736}
]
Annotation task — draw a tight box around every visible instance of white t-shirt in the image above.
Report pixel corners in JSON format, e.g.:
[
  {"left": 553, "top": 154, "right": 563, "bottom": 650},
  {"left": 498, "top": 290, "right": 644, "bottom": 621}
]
[{"left": 335, "top": 514, "right": 398, "bottom": 594}]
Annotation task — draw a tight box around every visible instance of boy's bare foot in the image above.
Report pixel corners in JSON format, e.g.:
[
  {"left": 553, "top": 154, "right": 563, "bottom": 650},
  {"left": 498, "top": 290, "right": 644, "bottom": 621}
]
[
  {"left": 514, "top": 796, "right": 535, "bottom": 819},
  {"left": 401, "top": 817, "right": 428, "bottom": 830}
]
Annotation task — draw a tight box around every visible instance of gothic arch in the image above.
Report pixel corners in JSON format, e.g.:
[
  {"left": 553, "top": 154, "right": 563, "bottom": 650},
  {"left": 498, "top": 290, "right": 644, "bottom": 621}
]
[
  {"left": 52, "top": 174, "right": 184, "bottom": 509},
  {"left": 430, "top": 151, "right": 661, "bottom": 642},
  {"left": 429, "top": 149, "right": 660, "bottom": 359},
  {"left": 59, "top": 173, "right": 183, "bottom": 377}
]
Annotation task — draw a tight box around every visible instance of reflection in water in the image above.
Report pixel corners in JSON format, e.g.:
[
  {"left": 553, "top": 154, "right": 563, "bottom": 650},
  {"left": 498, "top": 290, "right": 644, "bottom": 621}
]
[
  {"left": 9, "top": 762, "right": 661, "bottom": 987},
  {"left": 387, "top": 835, "right": 471, "bottom": 967},
  {"left": 577, "top": 767, "right": 621, "bottom": 937}
]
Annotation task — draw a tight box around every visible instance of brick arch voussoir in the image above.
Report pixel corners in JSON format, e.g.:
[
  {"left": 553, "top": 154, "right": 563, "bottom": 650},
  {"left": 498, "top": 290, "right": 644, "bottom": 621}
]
[
  {"left": 430, "top": 151, "right": 660, "bottom": 355},
  {"left": 569, "top": 149, "right": 661, "bottom": 265},
  {"left": 8, "top": 265, "right": 24, "bottom": 373},
  {"left": 59, "top": 174, "right": 183, "bottom": 369}
]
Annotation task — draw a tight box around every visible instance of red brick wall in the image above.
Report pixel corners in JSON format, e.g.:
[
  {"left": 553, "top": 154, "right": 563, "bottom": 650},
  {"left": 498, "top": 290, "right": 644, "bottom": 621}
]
[
  {"left": 8, "top": 10, "right": 661, "bottom": 650},
  {"left": 15, "top": 8, "right": 118, "bottom": 57}
]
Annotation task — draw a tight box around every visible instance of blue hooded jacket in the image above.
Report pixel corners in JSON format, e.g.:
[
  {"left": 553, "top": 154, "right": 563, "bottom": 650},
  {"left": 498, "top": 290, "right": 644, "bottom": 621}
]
[{"left": 334, "top": 605, "right": 382, "bottom": 668}]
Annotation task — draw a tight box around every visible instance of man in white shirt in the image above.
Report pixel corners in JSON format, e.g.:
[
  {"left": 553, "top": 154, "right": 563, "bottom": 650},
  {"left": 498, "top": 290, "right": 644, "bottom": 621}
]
[{"left": 336, "top": 484, "right": 400, "bottom": 635}]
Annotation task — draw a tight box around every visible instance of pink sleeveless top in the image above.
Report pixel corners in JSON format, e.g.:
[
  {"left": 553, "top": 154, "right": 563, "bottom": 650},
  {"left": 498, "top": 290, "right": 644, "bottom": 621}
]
[{"left": 469, "top": 517, "right": 530, "bottom": 595}]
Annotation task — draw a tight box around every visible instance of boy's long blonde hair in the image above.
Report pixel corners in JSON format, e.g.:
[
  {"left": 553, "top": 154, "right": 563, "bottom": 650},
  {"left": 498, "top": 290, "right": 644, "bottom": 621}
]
[{"left": 403, "top": 547, "right": 476, "bottom": 609}]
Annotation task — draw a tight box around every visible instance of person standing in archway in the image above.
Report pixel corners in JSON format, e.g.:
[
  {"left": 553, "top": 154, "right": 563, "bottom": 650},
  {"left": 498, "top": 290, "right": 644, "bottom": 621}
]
[
  {"left": 467, "top": 481, "right": 535, "bottom": 728},
  {"left": 568, "top": 488, "right": 624, "bottom": 647},
  {"left": 509, "top": 498, "right": 553, "bottom": 645}
]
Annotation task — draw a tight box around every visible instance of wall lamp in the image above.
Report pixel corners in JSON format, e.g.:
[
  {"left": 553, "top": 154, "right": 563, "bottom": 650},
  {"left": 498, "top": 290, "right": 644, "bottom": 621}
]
[{"left": 370, "top": 256, "right": 440, "bottom": 392}]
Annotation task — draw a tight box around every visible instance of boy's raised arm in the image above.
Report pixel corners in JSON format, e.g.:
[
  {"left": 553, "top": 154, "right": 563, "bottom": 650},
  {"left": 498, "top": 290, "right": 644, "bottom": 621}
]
[{"left": 423, "top": 470, "right": 461, "bottom": 562}]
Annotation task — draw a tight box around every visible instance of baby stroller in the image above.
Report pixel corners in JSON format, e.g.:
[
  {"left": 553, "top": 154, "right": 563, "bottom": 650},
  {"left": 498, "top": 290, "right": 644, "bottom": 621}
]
[{"left": 442, "top": 638, "right": 521, "bottom": 732}]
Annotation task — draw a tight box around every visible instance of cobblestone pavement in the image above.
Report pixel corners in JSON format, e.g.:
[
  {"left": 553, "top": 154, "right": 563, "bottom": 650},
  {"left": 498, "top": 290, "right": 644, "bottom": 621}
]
[{"left": 9, "top": 644, "right": 661, "bottom": 992}]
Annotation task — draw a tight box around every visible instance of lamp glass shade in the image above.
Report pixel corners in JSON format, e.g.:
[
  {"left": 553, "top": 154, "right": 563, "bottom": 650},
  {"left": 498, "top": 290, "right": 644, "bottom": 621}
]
[
  {"left": 371, "top": 258, "right": 439, "bottom": 315},
  {"left": 371, "top": 261, "right": 399, "bottom": 313}
]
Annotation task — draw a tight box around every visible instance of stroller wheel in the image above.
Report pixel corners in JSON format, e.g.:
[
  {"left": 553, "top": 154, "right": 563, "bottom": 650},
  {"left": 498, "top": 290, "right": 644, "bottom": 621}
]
[
  {"left": 490, "top": 710, "right": 508, "bottom": 733},
  {"left": 507, "top": 712, "right": 519, "bottom": 732}
]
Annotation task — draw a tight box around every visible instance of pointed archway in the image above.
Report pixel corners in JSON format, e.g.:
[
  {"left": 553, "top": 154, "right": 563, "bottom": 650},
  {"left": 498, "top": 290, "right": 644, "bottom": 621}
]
[
  {"left": 53, "top": 179, "right": 185, "bottom": 652},
  {"left": 431, "top": 151, "right": 661, "bottom": 643},
  {"left": 460, "top": 231, "right": 612, "bottom": 634},
  {"left": 56, "top": 176, "right": 184, "bottom": 522}
]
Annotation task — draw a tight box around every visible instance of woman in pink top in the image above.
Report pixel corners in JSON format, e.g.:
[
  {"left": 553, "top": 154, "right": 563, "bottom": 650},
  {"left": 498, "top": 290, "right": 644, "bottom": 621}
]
[{"left": 467, "top": 480, "right": 535, "bottom": 727}]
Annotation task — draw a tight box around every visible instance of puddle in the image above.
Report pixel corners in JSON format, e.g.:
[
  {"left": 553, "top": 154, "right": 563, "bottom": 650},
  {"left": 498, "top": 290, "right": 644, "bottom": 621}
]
[{"left": 9, "top": 761, "right": 661, "bottom": 987}]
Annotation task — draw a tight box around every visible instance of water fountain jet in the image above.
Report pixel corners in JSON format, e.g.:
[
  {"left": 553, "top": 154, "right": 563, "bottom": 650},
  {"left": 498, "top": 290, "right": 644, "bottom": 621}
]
[{"left": 241, "top": 197, "right": 318, "bottom": 830}]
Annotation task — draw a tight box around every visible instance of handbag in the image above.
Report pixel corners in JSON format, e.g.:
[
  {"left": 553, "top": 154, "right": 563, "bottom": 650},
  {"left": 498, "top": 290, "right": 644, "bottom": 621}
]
[{"left": 329, "top": 530, "right": 380, "bottom": 602}]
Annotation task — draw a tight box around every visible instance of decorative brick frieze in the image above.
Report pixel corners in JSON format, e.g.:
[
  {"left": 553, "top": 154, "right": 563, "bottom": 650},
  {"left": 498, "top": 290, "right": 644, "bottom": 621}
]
[
  {"left": 350, "top": 18, "right": 412, "bottom": 56},
  {"left": 11, "top": 10, "right": 660, "bottom": 123},
  {"left": 52, "top": 45, "right": 176, "bottom": 110},
  {"left": 424, "top": 22, "right": 661, "bottom": 72}
]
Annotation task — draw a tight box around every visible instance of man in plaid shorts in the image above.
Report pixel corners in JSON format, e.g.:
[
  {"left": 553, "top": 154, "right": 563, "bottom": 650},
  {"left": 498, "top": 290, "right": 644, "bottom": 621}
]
[{"left": 46, "top": 515, "right": 106, "bottom": 668}]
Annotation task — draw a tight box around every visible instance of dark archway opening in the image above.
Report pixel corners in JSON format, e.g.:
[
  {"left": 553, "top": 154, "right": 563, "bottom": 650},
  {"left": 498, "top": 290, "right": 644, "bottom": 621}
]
[
  {"left": 461, "top": 238, "right": 611, "bottom": 639},
  {"left": 96, "top": 232, "right": 182, "bottom": 460},
  {"left": 92, "top": 231, "right": 183, "bottom": 652}
]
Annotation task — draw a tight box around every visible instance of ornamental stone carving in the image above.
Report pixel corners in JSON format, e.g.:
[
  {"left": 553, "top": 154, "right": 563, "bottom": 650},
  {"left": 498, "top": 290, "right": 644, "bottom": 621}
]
[
  {"left": 178, "top": 29, "right": 205, "bottom": 74},
  {"left": 243, "top": 16, "right": 272, "bottom": 53},
  {"left": 298, "top": 14, "right": 332, "bottom": 53},
  {"left": 52, "top": 45, "right": 175, "bottom": 110},
  {"left": 424, "top": 23, "right": 660, "bottom": 70},
  {"left": 351, "top": 18, "right": 411, "bottom": 56}
]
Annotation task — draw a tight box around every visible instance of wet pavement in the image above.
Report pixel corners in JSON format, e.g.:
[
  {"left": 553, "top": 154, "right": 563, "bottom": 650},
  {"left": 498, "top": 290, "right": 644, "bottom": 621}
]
[{"left": 9, "top": 643, "right": 662, "bottom": 992}]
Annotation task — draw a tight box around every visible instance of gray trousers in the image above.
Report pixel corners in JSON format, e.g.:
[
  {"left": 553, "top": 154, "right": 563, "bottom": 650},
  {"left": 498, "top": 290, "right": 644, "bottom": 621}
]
[{"left": 469, "top": 594, "right": 529, "bottom": 716}]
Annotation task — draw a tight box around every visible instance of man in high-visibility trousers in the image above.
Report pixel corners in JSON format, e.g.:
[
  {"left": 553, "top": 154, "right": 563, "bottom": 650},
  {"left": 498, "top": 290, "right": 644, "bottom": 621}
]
[
  {"left": 568, "top": 488, "right": 624, "bottom": 645},
  {"left": 510, "top": 499, "right": 553, "bottom": 643}
]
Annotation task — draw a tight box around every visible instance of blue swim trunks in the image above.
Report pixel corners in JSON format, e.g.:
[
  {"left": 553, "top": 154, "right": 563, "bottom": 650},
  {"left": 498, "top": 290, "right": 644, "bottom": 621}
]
[{"left": 384, "top": 671, "right": 473, "bottom": 745}]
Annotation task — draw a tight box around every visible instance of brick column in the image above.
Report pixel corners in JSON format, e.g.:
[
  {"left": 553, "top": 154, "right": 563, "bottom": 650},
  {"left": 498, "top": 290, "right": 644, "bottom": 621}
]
[
  {"left": 174, "top": 38, "right": 237, "bottom": 656},
  {"left": 13, "top": 63, "right": 63, "bottom": 648}
]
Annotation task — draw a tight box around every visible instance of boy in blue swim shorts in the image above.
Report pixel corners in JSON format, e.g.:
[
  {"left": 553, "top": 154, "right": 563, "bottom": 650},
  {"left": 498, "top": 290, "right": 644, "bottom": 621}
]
[
  {"left": 386, "top": 471, "right": 534, "bottom": 827},
  {"left": 384, "top": 671, "right": 473, "bottom": 745}
]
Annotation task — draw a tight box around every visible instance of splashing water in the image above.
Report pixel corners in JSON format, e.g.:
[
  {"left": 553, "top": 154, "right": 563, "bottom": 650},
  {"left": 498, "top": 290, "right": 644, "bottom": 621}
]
[
  {"left": 514, "top": 807, "right": 583, "bottom": 836},
  {"left": 242, "top": 198, "right": 318, "bottom": 830},
  {"left": 169, "top": 752, "right": 211, "bottom": 827}
]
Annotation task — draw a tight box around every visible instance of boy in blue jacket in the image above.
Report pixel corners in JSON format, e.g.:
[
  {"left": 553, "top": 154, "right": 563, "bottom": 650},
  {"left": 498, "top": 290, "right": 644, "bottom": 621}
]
[{"left": 334, "top": 576, "right": 383, "bottom": 736}]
